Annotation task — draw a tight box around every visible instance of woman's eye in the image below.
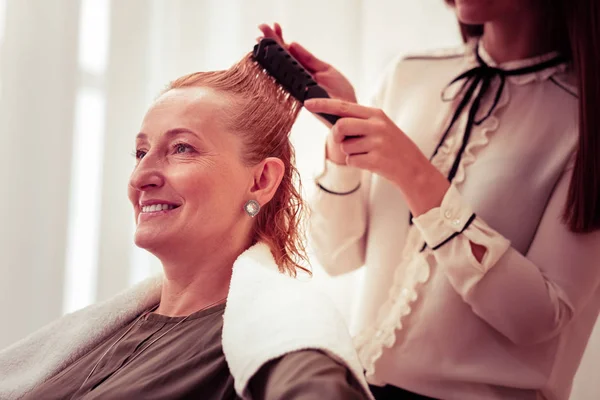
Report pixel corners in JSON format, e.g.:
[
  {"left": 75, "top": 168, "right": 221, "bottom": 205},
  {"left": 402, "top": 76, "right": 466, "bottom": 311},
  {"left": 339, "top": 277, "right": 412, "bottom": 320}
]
[
  {"left": 174, "top": 143, "right": 193, "bottom": 154},
  {"left": 135, "top": 150, "right": 146, "bottom": 160}
]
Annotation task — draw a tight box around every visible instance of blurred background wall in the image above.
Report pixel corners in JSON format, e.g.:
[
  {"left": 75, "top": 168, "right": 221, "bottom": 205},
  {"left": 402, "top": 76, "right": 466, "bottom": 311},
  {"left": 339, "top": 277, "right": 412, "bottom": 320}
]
[{"left": 0, "top": 1, "right": 597, "bottom": 398}]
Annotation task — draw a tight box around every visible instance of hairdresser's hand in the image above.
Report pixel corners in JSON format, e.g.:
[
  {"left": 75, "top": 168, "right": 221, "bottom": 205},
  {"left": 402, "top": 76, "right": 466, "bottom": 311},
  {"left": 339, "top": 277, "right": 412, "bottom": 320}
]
[
  {"left": 258, "top": 23, "right": 358, "bottom": 164},
  {"left": 257, "top": 23, "right": 357, "bottom": 104},
  {"left": 304, "top": 98, "right": 451, "bottom": 216}
]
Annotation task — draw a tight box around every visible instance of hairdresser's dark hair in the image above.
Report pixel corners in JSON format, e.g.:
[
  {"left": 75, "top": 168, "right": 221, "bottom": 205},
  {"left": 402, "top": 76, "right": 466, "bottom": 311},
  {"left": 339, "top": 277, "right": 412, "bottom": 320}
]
[{"left": 445, "top": 0, "right": 600, "bottom": 233}]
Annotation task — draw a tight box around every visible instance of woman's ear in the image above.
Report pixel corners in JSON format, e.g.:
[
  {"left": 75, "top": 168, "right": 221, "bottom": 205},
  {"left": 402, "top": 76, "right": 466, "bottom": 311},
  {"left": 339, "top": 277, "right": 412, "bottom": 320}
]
[{"left": 249, "top": 157, "right": 285, "bottom": 206}]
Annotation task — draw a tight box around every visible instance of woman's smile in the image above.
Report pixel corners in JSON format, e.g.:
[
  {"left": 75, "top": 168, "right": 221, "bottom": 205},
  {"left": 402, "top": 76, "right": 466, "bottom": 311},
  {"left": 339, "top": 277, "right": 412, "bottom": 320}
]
[{"left": 137, "top": 201, "right": 182, "bottom": 223}]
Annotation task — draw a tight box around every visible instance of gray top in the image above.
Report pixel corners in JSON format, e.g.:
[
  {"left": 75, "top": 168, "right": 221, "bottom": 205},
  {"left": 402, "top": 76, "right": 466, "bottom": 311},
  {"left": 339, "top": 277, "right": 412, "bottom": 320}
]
[{"left": 22, "top": 303, "right": 367, "bottom": 399}]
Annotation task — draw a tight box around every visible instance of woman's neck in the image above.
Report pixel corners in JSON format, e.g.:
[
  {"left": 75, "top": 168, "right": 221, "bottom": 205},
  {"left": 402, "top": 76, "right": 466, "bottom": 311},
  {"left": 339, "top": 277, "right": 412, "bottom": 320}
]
[
  {"left": 481, "top": 7, "right": 557, "bottom": 64},
  {"left": 157, "top": 264, "right": 231, "bottom": 317},
  {"left": 154, "top": 238, "right": 250, "bottom": 317}
]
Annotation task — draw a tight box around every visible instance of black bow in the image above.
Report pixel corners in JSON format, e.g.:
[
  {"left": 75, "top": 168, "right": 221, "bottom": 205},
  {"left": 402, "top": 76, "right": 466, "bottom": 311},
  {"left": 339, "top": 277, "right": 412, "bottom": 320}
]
[{"left": 409, "top": 43, "right": 568, "bottom": 229}]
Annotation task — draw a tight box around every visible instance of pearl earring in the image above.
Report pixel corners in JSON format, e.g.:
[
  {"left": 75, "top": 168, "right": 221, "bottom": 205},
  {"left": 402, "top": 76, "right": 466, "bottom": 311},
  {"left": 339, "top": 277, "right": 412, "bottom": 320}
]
[{"left": 244, "top": 200, "right": 260, "bottom": 217}]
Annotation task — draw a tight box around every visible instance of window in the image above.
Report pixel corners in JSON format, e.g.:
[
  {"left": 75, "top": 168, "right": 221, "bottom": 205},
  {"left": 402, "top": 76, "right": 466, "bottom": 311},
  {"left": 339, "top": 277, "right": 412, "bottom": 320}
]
[
  {"left": 63, "top": 0, "right": 110, "bottom": 314},
  {"left": 0, "top": 0, "right": 5, "bottom": 44},
  {"left": 0, "top": 0, "right": 6, "bottom": 98}
]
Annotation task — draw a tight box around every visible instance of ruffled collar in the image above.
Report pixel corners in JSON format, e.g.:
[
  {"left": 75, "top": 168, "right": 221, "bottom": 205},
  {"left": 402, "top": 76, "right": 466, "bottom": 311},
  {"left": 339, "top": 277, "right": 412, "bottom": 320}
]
[{"left": 464, "top": 39, "right": 568, "bottom": 85}]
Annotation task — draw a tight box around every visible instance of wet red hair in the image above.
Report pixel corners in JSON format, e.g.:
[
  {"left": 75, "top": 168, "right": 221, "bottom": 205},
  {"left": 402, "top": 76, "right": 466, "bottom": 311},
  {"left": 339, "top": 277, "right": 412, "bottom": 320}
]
[{"left": 166, "top": 53, "right": 309, "bottom": 275}]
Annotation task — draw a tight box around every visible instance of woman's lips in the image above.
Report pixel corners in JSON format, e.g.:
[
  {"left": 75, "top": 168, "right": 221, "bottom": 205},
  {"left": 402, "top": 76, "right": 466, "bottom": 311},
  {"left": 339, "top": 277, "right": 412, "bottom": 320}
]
[{"left": 137, "top": 205, "right": 181, "bottom": 223}]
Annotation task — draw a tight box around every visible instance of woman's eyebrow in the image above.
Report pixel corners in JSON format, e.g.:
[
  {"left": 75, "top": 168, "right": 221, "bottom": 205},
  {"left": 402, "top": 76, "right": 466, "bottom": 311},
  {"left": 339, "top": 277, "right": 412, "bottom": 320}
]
[
  {"left": 135, "top": 128, "right": 203, "bottom": 141},
  {"left": 164, "top": 128, "right": 203, "bottom": 140}
]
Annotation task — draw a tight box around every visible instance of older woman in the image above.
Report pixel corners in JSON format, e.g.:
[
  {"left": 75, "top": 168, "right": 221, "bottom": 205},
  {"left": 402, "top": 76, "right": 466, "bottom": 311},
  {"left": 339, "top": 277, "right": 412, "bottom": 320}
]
[{"left": 0, "top": 52, "right": 372, "bottom": 400}]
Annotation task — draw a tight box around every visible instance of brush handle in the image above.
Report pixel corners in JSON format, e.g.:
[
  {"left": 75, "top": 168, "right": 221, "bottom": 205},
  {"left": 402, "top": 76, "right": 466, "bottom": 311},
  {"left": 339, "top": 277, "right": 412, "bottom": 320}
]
[
  {"left": 318, "top": 112, "right": 340, "bottom": 125},
  {"left": 253, "top": 38, "right": 356, "bottom": 138},
  {"left": 305, "top": 86, "right": 362, "bottom": 141},
  {"left": 305, "top": 85, "right": 341, "bottom": 125}
]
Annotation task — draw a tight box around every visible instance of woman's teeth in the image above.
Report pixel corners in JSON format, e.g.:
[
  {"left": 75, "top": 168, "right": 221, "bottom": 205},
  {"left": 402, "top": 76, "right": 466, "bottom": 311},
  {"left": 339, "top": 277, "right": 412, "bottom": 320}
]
[{"left": 141, "top": 204, "right": 177, "bottom": 213}]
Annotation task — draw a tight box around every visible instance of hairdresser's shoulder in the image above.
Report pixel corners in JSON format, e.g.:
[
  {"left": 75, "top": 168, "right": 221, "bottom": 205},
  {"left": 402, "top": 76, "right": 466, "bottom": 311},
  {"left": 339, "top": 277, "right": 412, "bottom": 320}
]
[
  {"left": 549, "top": 67, "right": 578, "bottom": 99},
  {"left": 401, "top": 44, "right": 467, "bottom": 62},
  {"left": 379, "top": 42, "right": 470, "bottom": 84},
  {"left": 373, "top": 43, "right": 469, "bottom": 97}
]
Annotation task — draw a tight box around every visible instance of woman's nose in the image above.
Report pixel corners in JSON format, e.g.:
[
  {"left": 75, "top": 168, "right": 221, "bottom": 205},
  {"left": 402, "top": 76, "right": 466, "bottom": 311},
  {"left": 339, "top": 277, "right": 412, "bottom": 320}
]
[{"left": 129, "top": 156, "right": 165, "bottom": 191}]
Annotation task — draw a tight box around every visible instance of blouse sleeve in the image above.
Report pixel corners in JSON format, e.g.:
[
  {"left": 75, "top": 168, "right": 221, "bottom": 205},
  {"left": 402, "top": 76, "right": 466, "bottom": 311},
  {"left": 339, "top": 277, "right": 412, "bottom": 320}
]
[
  {"left": 309, "top": 57, "right": 403, "bottom": 276},
  {"left": 247, "top": 349, "right": 369, "bottom": 400},
  {"left": 310, "top": 162, "right": 371, "bottom": 275},
  {"left": 412, "top": 164, "right": 600, "bottom": 345}
]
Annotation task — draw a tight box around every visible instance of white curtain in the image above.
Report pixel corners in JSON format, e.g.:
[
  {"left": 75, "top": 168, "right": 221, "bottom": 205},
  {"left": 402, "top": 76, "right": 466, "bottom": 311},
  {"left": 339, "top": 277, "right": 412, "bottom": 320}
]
[{"left": 0, "top": 1, "right": 597, "bottom": 398}]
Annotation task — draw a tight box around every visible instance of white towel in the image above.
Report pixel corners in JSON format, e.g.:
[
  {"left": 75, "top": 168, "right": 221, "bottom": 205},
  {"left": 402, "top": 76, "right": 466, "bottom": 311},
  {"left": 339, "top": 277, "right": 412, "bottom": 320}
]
[
  {"left": 0, "top": 243, "right": 373, "bottom": 400},
  {"left": 223, "top": 242, "right": 373, "bottom": 399},
  {"left": 0, "top": 276, "right": 162, "bottom": 399}
]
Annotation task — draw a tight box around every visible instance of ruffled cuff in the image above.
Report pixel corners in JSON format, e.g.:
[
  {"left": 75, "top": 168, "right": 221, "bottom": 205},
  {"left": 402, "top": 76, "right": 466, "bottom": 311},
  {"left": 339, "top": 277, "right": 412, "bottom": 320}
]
[
  {"left": 315, "top": 160, "right": 362, "bottom": 195},
  {"left": 412, "top": 185, "right": 476, "bottom": 249},
  {"left": 412, "top": 185, "right": 510, "bottom": 272}
]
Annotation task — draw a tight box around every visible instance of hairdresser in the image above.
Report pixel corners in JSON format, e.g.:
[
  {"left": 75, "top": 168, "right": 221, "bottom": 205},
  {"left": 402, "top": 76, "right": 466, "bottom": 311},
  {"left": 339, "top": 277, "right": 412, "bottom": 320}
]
[{"left": 259, "top": 0, "right": 600, "bottom": 399}]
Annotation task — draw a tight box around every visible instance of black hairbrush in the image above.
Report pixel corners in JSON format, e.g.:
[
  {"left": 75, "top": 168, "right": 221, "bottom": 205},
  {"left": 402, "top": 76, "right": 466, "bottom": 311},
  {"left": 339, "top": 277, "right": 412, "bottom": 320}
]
[{"left": 252, "top": 38, "right": 340, "bottom": 125}]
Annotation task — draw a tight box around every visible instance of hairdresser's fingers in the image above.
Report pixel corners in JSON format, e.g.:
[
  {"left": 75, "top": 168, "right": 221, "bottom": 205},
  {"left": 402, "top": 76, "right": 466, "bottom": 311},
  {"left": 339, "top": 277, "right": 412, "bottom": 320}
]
[
  {"left": 340, "top": 136, "right": 372, "bottom": 156},
  {"left": 288, "top": 42, "right": 329, "bottom": 73},
  {"left": 258, "top": 24, "right": 286, "bottom": 47},
  {"left": 274, "top": 22, "right": 285, "bottom": 42},
  {"left": 331, "top": 117, "right": 371, "bottom": 143},
  {"left": 346, "top": 152, "right": 375, "bottom": 170},
  {"left": 305, "top": 98, "right": 372, "bottom": 120},
  {"left": 258, "top": 24, "right": 274, "bottom": 37}
]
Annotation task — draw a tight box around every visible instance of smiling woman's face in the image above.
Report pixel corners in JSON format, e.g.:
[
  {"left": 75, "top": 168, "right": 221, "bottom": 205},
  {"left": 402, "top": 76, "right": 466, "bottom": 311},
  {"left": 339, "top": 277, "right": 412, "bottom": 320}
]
[{"left": 128, "top": 87, "right": 252, "bottom": 254}]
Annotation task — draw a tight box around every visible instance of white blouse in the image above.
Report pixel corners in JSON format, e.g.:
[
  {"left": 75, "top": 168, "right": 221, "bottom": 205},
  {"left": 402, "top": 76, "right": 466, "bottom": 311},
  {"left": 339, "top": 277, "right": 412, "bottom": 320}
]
[{"left": 309, "top": 40, "right": 600, "bottom": 400}]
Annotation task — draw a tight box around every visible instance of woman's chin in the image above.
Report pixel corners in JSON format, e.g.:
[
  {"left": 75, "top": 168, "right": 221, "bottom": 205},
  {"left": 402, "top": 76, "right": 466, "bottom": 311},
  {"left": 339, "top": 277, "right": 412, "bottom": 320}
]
[
  {"left": 456, "top": 11, "right": 487, "bottom": 25},
  {"left": 455, "top": 2, "right": 493, "bottom": 25},
  {"left": 133, "top": 228, "right": 166, "bottom": 251}
]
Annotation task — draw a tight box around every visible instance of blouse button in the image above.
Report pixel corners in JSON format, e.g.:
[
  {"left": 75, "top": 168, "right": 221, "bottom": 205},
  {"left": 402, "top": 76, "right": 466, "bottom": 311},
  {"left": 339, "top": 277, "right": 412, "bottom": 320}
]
[
  {"left": 375, "top": 330, "right": 383, "bottom": 338},
  {"left": 444, "top": 210, "right": 452, "bottom": 219},
  {"left": 452, "top": 219, "right": 461, "bottom": 226}
]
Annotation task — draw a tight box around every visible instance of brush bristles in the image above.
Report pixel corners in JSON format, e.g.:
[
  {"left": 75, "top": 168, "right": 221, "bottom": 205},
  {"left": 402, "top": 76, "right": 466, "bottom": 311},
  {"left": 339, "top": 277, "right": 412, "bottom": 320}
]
[{"left": 252, "top": 61, "right": 301, "bottom": 107}]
